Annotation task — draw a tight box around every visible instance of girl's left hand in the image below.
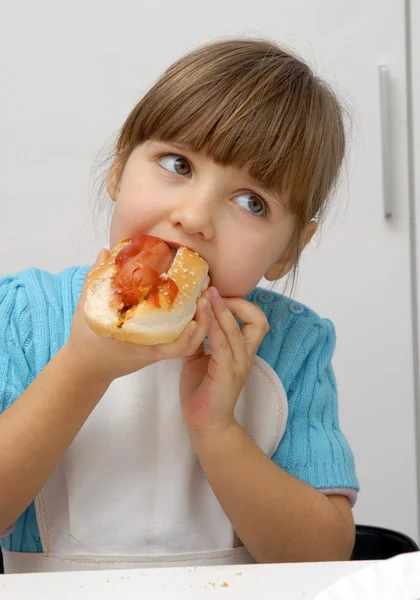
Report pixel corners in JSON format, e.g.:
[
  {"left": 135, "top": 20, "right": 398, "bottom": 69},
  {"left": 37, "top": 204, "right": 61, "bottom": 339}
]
[{"left": 180, "top": 287, "right": 270, "bottom": 438}]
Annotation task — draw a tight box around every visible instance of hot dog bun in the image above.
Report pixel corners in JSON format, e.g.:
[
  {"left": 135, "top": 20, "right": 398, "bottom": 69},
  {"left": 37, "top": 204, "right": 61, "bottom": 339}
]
[{"left": 84, "top": 238, "right": 210, "bottom": 345}]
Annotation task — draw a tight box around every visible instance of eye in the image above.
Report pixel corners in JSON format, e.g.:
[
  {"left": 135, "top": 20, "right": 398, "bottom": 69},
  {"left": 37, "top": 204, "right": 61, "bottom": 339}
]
[
  {"left": 235, "top": 193, "right": 267, "bottom": 216},
  {"left": 158, "top": 154, "right": 192, "bottom": 177}
]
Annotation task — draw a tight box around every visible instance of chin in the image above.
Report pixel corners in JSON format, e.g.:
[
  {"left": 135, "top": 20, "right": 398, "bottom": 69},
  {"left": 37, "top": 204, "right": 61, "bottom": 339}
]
[{"left": 212, "top": 280, "right": 254, "bottom": 299}]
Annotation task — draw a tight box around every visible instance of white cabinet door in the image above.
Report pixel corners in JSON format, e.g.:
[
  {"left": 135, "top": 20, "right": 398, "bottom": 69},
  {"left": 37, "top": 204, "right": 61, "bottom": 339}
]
[
  {"left": 410, "top": 0, "right": 420, "bottom": 542},
  {"left": 2, "top": 1, "right": 417, "bottom": 539}
]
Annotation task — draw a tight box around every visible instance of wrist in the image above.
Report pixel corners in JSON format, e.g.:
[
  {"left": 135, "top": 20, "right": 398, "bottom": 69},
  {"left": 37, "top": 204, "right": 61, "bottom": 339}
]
[
  {"left": 60, "top": 341, "right": 115, "bottom": 388},
  {"left": 189, "top": 418, "right": 241, "bottom": 453}
]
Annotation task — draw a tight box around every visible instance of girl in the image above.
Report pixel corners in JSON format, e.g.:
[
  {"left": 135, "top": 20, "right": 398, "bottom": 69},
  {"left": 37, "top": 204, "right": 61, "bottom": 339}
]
[{"left": 0, "top": 38, "right": 359, "bottom": 573}]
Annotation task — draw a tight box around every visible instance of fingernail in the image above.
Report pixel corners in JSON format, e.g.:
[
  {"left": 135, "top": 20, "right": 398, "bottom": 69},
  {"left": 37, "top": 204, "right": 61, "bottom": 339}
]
[
  {"left": 188, "top": 321, "right": 197, "bottom": 338},
  {"left": 96, "top": 249, "right": 107, "bottom": 263},
  {"left": 212, "top": 288, "right": 220, "bottom": 300},
  {"left": 200, "top": 297, "right": 210, "bottom": 311}
]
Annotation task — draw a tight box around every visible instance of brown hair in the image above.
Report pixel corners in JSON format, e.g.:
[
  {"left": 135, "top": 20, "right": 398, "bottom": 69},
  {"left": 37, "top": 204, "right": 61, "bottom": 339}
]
[{"left": 97, "top": 38, "right": 347, "bottom": 291}]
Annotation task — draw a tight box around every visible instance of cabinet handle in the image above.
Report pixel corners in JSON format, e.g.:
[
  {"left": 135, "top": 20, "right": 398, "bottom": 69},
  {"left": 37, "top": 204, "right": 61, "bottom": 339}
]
[{"left": 379, "top": 65, "right": 392, "bottom": 219}]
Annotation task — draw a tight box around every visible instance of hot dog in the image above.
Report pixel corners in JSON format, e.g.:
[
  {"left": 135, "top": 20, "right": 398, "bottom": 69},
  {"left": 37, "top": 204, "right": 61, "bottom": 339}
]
[{"left": 84, "top": 234, "right": 210, "bottom": 345}]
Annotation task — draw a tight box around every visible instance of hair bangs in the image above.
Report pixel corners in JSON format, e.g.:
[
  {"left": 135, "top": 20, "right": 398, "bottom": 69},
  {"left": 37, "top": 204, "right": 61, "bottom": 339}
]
[
  {"left": 134, "top": 76, "right": 317, "bottom": 204},
  {"left": 114, "top": 38, "right": 345, "bottom": 228}
]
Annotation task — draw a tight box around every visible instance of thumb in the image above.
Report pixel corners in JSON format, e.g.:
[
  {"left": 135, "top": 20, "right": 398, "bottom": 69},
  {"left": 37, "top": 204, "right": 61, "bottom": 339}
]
[
  {"left": 183, "top": 338, "right": 206, "bottom": 365},
  {"left": 94, "top": 248, "right": 111, "bottom": 266},
  {"left": 89, "top": 248, "right": 111, "bottom": 277}
]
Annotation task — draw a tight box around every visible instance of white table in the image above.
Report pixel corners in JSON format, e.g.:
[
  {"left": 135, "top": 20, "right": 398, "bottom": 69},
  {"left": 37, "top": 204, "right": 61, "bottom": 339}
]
[{"left": 0, "top": 561, "right": 373, "bottom": 599}]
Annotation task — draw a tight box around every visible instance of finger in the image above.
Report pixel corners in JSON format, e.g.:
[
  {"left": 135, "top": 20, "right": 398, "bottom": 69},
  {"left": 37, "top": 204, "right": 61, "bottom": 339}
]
[
  {"left": 91, "top": 248, "right": 111, "bottom": 272},
  {"left": 208, "top": 288, "right": 247, "bottom": 365},
  {"left": 177, "top": 296, "right": 213, "bottom": 365},
  {"left": 96, "top": 248, "right": 111, "bottom": 263},
  {"left": 184, "top": 339, "right": 205, "bottom": 361},
  {"left": 84, "top": 249, "right": 111, "bottom": 289},
  {"left": 185, "top": 296, "right": 212, "bottom": 355},
  {"left": 222, "top": 297, "right": 270, "bottom": 358}
]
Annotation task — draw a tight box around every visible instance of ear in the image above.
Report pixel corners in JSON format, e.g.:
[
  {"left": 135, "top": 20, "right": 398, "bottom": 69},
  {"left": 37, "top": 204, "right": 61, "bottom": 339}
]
[
  {"left": 107, "top": 160, "right": 122, "bottom": 201},
  {"left": 264, "top": 221, "right": 318, "bottom": 281}
]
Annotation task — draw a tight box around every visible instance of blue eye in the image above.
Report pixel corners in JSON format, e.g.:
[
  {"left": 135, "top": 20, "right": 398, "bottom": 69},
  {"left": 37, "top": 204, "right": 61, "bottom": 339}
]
[
  {"left": 235, "top": 193, "right": 266, "bottom": 216},
  {"left": 159, "top": 154, "right": 191, "bottom": 176}
]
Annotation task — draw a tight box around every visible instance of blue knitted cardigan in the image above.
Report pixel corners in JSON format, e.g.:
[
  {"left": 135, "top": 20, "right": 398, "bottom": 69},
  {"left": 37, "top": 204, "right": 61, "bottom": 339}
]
[{"left": 0, "top": 266, "right": 358, "bottom": 552}]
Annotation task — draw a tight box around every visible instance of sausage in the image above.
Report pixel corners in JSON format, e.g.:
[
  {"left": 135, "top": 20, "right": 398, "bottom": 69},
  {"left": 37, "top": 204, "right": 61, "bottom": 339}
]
[{"left": 112, "top": 235, "right": 177, "bottom": 310}]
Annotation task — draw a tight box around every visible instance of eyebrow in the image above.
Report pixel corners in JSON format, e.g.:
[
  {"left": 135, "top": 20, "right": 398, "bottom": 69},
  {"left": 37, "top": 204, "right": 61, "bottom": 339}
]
[{"left": 155, "top": 140, "right": 191, "bottom": 155}]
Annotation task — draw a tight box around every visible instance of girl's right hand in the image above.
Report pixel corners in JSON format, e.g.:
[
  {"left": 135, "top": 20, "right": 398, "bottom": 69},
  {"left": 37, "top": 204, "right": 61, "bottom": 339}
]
[{"left": 64, "top": 249, "right": 212, "bottom": 384}]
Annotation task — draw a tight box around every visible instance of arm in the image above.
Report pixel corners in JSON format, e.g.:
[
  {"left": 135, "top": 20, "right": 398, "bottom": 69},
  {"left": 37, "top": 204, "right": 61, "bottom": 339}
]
[
  {"left": 0, "top": 344, "right": 110, "bottom": 532},
  {"left": 180, "top": 289, "right": 356, "bottom": 563},
  {"left": 193, "top": 421, "right": 355, "bottom": 563},
  {"left": 0, "top": 252, "right": 211, "bottom": 533}
]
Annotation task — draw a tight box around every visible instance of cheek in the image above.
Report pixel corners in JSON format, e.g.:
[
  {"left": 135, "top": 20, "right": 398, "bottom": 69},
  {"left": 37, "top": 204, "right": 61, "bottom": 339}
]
[
  {"left": 110, "top": 203, "right": 145, "bottom": 246},
  {"left": 109, "top": 189, "right": 159, "bottom": 247},
  {"left": 210, "top": 249, "right": 269, "bottom": 297},
  {"left": 210, "top": 220, "right": 293, "bottom": 297}
]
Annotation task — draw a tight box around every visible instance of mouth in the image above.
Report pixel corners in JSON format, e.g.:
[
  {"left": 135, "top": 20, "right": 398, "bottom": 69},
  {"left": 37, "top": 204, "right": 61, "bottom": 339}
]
[
  {"left": 165, "top": 240, "right": 210, "bottom": 276},
  {"left": 165, "top": 240, "right": 196, "bottom": 254},
  {"left": 164, "top": 239, "right": 211, "bottom": 282}
]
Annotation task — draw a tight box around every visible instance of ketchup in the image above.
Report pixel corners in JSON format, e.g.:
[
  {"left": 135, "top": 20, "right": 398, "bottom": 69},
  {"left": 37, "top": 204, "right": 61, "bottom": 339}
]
[
  {"left": 146, "top": 277, "right": 178, "bottom": 308},
  {"left": 112, "top": 234, "right": 178, "bottom": 310}
]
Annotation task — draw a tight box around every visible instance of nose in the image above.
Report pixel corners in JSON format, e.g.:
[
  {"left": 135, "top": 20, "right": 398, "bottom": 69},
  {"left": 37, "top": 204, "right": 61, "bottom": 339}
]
[{"left": 169, "top": 186, "right": 216, "bottom": 240}]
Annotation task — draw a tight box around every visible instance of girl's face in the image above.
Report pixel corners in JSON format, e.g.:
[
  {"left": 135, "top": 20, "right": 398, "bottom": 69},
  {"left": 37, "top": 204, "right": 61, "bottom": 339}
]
[{"left": 109, "top": 140, "right": 297, "bottom": 298}]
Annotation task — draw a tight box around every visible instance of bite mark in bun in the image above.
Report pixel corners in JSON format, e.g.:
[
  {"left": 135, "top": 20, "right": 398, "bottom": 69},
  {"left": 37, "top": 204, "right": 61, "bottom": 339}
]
[{"left": 84, "top": 234, "right": 210, "bottom": 345}]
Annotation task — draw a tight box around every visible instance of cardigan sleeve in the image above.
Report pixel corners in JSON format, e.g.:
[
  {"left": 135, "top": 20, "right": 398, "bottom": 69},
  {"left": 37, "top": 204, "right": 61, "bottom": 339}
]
[
  {"left": 249, "top": 289, "right": 359, "bottom": 505},
  {"left": 0, "top": 274, "right": 36, "bottom": 538},
  {"left": 271, "top": 316, "right": 359, "bottom": 503},
  {"left": 0, "top": 274, "right": 35, "bottom": 415}
]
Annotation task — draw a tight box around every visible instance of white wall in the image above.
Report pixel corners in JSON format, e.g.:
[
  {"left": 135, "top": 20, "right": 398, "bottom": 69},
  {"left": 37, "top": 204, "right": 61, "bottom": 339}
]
[
  {"left": 412, "top": 3, "right": 420, "bottom": 336},
  {"left": 2, "top": 0, "right": 419, "bottom": 540}
]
